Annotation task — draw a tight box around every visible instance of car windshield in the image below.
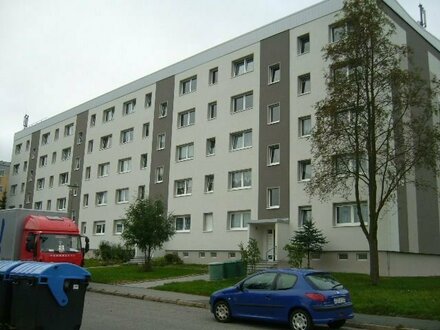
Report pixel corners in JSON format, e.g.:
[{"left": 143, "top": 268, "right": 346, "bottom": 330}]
[
  {"left": 40, "top": 234, "right": 81, "bottom": 253},
  {"left": 306, "top": 273, "right": 344, "bottom": 290}
]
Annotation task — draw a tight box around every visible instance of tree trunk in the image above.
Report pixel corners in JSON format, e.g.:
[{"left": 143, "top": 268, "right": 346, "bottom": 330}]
[{"left": 368, "top": 236, "right": 380, "bottom": 285}]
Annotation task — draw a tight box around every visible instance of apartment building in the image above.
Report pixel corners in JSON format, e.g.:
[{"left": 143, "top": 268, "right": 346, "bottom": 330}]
[
  {"left": 0, "top": 161, "right": 10, "bottom": 207},
  {"left": 7, "top": 0, "right": 440, "bottom": 275}
]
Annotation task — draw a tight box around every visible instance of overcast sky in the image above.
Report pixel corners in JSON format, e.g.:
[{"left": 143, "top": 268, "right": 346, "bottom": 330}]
[{"left": 1, "top": 0, "right": 439, "bottom": 162}]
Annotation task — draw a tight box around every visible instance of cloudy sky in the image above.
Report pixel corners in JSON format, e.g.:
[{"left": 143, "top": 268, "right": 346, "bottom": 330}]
[{"left": 1, "top": 0, "right": 440, "bottom": 162}]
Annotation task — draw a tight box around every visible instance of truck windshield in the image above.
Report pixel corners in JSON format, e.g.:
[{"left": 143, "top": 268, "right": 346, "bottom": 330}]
[{"left": 40, "top": 234, "right": 81, "bottom": 253}]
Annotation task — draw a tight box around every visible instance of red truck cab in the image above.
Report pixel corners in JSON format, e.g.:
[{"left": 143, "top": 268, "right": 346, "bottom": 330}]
[{"left": 20, "top": 215, "right": 89, "bottom": 266}]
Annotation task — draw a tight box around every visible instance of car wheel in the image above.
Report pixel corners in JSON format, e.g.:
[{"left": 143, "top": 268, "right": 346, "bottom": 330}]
[
  {"left": 328, "top": 320, "right": 346, "bottom": 329},
  {"left": 213, "top": 300, "right": 231, "bottom": 323},
  {"left": 289, "top": 309, "right": 312, "bottom": 330}
]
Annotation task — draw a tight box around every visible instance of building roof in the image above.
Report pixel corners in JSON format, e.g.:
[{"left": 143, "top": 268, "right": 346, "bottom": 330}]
[{"left": 14, "top": 0, "right": 440, "bottom": 140}]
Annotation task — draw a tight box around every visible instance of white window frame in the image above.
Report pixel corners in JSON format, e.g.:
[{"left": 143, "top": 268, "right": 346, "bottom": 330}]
[
  {"left": 100, "top": 135, "right": 112, "bottom": 149},
  {"left": 118, "top": 158, "right": 132, "bottom": 174},
  {"left": 175, "top": 215, "right": 191, "bottom": 232},
  {"left": 140, "top": 153, "right": 148, "bottom": 169},
  {"left": 59, "top": 172, "right": 69, "bottom": 185},
  {"left": 206, "top": 137, "right": 216, "bottom": 156},
  {"left": 298, "top": 33, "right": 310, "bottom": 55},
  {"left": 94, "top": 221, "right": 106, "bottom": 235},
  {"left": 120, "top": 128, "right": 134, "bottom": 144},
  {"left": 61, "top": 148, "right": 71, "bottom": 161},
  {"left": 298, "top": 160, "right": 311, "bottom": 181},
  {"left": 178, "top": 109, "right": 195, "bottom": 128},
  {"left": 123, "top": 99, "right": 136, "bottom": 115},
  {"left": 159, "top": 102, "right": 168, "bottom": 118},
  {"left": 103, "top": 107, "right": 115, "bottom": 122},
  {"left": 36, "top": 178, "right": 45, "bottom": 191},
  {"left": 230, "top": 130, "right": 252, "bottom": 151},
  {"left": 299, "top": 116, "right": 312, "bottom": 137},
  {"left": 57, "top": 198, "right": 67, "bottom": 211},
  {"left": 145, "top": 93, "right": 152, "bottom": 108},
  {"left": 64, "top": 123, "right": 74, "bottom": 137},
  {"left": 203, "top": 213, "right": 213, "bottom": 232},
  {"left": 209, "top": 67, "right": 218, "bottom": 85},
  {"left": 85, "top": 166, "right": 91, "bottom": 180},
  {"left": 157, "top": 133, "right": 166, "bottom": 150},
  {"left": 155, "top": 166, "right": 164, "bottom": 183},
  {"left": 229, "top": 169, "right": 252, "bottom": 190},
  {"left": 98, "top": 162, "right": 110, "bottom": 178},
  {"left": 298, "top": 74, "right": 311, "bottom": 95},
  {"left": 232, "top": 55, "right": 254, "bottom": 77},
  {"left": 114, "top": 220, "right": 125, "bottom": 235},
  {"left": 83, "top": 194, "right": 89, "bottom": 208},
  {"left": 268, "top": 63, "right": 280, "bottom": 84},
  {"left": 116, "top": 188, "right": 129, "bottom": 204},
  {"left": 334, "top": 202, "right": 368, "bottom": 226},
  {"left": 90, "top": 114, "right": 96, "bottom": 127},
  {"left": 267, "top": 187, "right": 280, "bottom": 209},
  {"left": 175, "top": 178, "right": 192, "bottom": 196},
  {"left": 41, "top": 133, "right": 50, "bottom": 145},
  {"left": 268, "top": 144, "right": 280, "bottom": 166},
  {"left": 176, "top": 143, "right": 194, "bottom": 162},
  {"left": 330, "top": 23, "right": 348, "bottom": 43},
  {"left": 180, "top": 76, "right": 197, "bottom": 95},
  {"left": 205, "top": 174, "right": 214, "bottom": 193},
  {"left": 299, "top": 206, "right": 312, "bottom": 227},
  {"left": 268, "top": 103, "right": 280, "bottom": 124},
  {"left": 228, "top": 210, "right": 250, "bottom": 230},
  {"left": 142, "top": 123, "right": 150, "bottom": 138},
  {"left": 231, "top": 91, "right": 253, "bottom": 113},
  {"left": 87, "top": 140, "right": 94, "bottom": 153},
  {"left": 207, "top": 101, "right": 217, "bottom": 120},
  {"left": 96, "top": 191, "right": 108, "bottom": 206},
  {"left": 39, "top": 155, "right": 48, "bottom": 167}
]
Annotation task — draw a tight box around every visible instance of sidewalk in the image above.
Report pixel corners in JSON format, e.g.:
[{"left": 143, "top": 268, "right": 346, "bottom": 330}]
[{"left": 87, "top": 275, "right": 440, "bottom": 330}]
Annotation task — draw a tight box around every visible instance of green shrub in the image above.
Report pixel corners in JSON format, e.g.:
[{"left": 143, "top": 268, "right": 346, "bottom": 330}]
[
  {"left": 95, "top": 241, "right": 134, "bottom": 264},
  {"left": 164, "top": 253, "right": 183, "bottom": 264}
]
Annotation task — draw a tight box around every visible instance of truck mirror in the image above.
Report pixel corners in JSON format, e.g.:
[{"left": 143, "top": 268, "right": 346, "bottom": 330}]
[
  {"left": 25, "top": 234, "right": 35, "bottom": 252},
  {"left": 83, "top": 236, "right": 90, "bottom": 254}
]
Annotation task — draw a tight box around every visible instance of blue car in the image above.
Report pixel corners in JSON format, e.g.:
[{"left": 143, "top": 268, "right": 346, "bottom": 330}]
[{"left": 209, "top": 268, "right": 353, "bottom": 330}]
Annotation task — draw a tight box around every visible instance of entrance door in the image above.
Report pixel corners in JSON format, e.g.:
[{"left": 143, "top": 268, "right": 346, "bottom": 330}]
[{"left": 266, "top": 229, "right": 275, "bottom": 261}]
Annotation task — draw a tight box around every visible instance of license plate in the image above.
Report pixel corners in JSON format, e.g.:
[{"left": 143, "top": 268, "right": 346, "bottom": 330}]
[{"left": 334, "top": 297, "right": 346, "bottom": 304}]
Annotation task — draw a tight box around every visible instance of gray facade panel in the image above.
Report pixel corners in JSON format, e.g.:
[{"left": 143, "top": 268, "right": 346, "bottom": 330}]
[
  {"left": 258, "top": 31, "right": 290, "bottom": 220},
  {"left": 24, "top": 130, "right": 40, "bottom": 208},
  {"left": 149, "top": 76, "right": 175, "bottom": 206}
]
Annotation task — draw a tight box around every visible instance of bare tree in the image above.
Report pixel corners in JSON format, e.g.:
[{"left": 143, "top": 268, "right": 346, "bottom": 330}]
[{"left": 308, "top": 0, "right": 440, "bottom": 284}]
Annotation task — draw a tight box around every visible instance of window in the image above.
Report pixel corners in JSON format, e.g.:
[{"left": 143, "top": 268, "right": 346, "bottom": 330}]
[
  {"left": 357, "top": 253, "right": 368, "bottom": 260},
  {"left": 85, "top": 166, "right": 91, "bottom": 180},
  {"left": 103, "top": 107, "right": 115, "bottom": 122},
  {"left": 57, "top": 198, "right": 67, "bottom": 210},
  {"left": 94, "top": 221, "right": 106, "bottom": 235},
  {"left": 74, "top": 157, "right": 81, "bottom": 170},
  {"left": 98, "top": 162, "right": 110, "bottom": 178},
  {"left": 267, "top": 187, "right": 280, "bottom": 209},
  {"left": 0, "top": 170, "right": 4, "bottom": 177},
  {"left": 159, "top": 102, "right": 168, "bottom": 118},
  {"left": 176, "top": 143, "right": 194, "bottom": 161},
  {"left": 64, "top": 123, "right": 74, "bottom": 136},
  {"left": 205, "top": 174, "right": 214, "bottom": 193},
  {"left": 114, "top": 220, "right": 124, "bottom": 234},
  {"left": 298, "top": 33, "right": 310, "bottom": 54},
  {"left": 230, "top": 130, "right": 252, "bottom": 151},
  {"left": 175, "top": 215, "right": 191, "bottom": 232},
  {"left": 331, "top": 23, "right": 348, "bottom": 43},
  {"left": 178, "top": 109, "right": 195, "bottom": 128},
  {"left": 140, "top": 154, "right": 148, "bottom": 169},
  {"left": 11, "top": 185, "right": 17, "bottom": 195},
  {"left": 229, "top": 252, "right": 236, "bottom": 259},
  {"left": 15, "top": 143, "right": 22, "bottom": 154},
  {"left": 23, "top": 161, "right": 28, "bottom": 172},
  {"left": 83, "top": 194, "right": 89, "bottom": 207},
  {"left": 52, "top": 152, "right": 57, "bottom": 164},
  {"left": 120, "top": 128, "right": 134, "bottom": 144},
  {"left": 242, "top": 272, "right": 277, "bottom": 290},
  {"left": 100, "top": 134, "right": 112, "bottom": 149},
  {"left": 12, "top": 164, "right": 19, "bottom": 175},
  {"left": 209, "top": 67, "right": 218, "bottom": 85},
  {"left": 21, "top": 182, "right": 26, "bottom": 192},
  {"left": 334, "top": 154, "right": 368, "bottom": 176},
  {"left": 232, "top": 91, "right": 253, "bottom": 113},
  {"left": 155, "top": 166, "right": 164, "bottom": 183},
  {"left": 199, "top": 252, "right": 205, "bottom": 258},
  {"left": 211, "top": 252, "right": 217, "bottom": 258},
  {"left": 118, "top": 158, "right": 132, "bottom": 174},
  {"left": 116, "top": 188, "right": 129, "bottom": 204},
  {"left": 232, "top": 55, "right": 254, "bottom": 76},
  {"left": 268, "top": 63, "right": 280, "bottom": 84},
  {"left": 36, "top": 178, "right": 45, "bottom": 190},
  {"left": 145, "top": 93, "right": 152, "bottom": 108},
  {"left": 138, "top": 185, "right": 145, "bottom": 199},
  {"left": 298, "top": 160, "right": 311, "bottom": 181},
  {"left": 157, "top": 133, "right": 166, "bottom": 150},
  {"left": 54, "top": 129, "right": 59, "bottom": 140},
  {"left": 142, "top": 123, "right": 150, "bottom": 138},
  {"left": 206, "top": 138, "right": 216, "bottom": 156},
  {"left": 299, "top": 206, "right": 312, "bottom": 227},
  {"left": 299, "top": 116, "right": 312, "bottom": 137},
  {"left": 298, "top": 74, "right": 311, "bottom": 95},
  {"left": 41, "top": 133, "right": 50, "bottom": 145},
  {"left": 39, "top": 155, "right": 48, "bottom": 167},
  {"left": 96, "top": 191, "right": 108, "bottom": 206},
  {"left": 338, "top": 253, "right": 349, "bottom": 260},
  {"left": 46, "top": 200, "right": 52, "bottom": 211},
  {"left": 87, "top": 140, "right": 93, "bottom": 153},
  {"left": 49, "top": 176, "right": 54, "bottom": 188},
  {"left": 229, "top": 169, "right": 251, "bottom": 189},
  {"left": 268, "top": 144, "right": 280, "bottom": 166},
  {"left": 61, "top": 147, "right": 71, "bottom": 161},
  {"left": 228, "top": 210, "right": 250, "bottom": 230},
  {"left": 203, "top": 213, "right": 213, "bottom": 232},
  {"left": 77, "top": 132, "right": 83, "bottom": 145},
  {"left": 26, "top": 140, "right": 30, "bottom": 150},
  {"left": 207, "top": 101, "right": 217, "bottom": 120},
  {"left": 90, "top": 114, "right": 96, "bottom": 127},
  {"left": 175, "top": 178, "right": 192, "bottom": 196},
  {"left": 81, "top": 222, "right": 86, "bottom": 234},
  {"left": 59, "top": 172, "right": 69, "bottom": 185},
  {"left": 180, "top": 76, "right": 197, "bottom": 95},
  {"left": 335, "top": 202, "right": 368, "bottom": 226},
  {"left": 123, "top": 99, "right": 136, "bottom": 115}
]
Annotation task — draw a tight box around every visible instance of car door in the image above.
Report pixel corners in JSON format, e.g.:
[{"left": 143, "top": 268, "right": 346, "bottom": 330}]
[
  {"left": 269, "top": 273, "right": 300, "bottom": 321},
  {"left": 230, "top": 272, "right": 277, "bottom": 319}
]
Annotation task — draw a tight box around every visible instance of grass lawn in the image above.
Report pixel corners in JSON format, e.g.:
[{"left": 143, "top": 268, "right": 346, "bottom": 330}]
[
  {"left": 87, "top": 264, "right": 207, "bottom": 284},
  {"left": 153, "top": 272, "right": 440, "bottom": 321}
]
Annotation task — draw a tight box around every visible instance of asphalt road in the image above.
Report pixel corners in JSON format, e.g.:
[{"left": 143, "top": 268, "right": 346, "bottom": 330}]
[{"left": 81, "top": 292, "right": 363, "bottom": 330}]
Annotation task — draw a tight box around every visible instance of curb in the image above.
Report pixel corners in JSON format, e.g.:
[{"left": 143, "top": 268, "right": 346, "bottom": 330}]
[{"left": 346, "top": 321, "right": 418, "bottom": 330}]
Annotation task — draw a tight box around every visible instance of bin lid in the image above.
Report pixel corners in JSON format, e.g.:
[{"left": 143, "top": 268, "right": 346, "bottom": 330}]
[
  {"left": 0, "top": 260, "right": 24, "bottom": 276},
  {"left": 9, "top": 262, "right": 91, "bottom": 307}
]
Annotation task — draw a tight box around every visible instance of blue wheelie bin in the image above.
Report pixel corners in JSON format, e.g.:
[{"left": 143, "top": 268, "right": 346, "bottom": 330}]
[
  {"left": 9, "top": 262, "right": 90, "bottom": 330},
  {"left": 0, "top": 260, "right": 24, "bottom": 327}
]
